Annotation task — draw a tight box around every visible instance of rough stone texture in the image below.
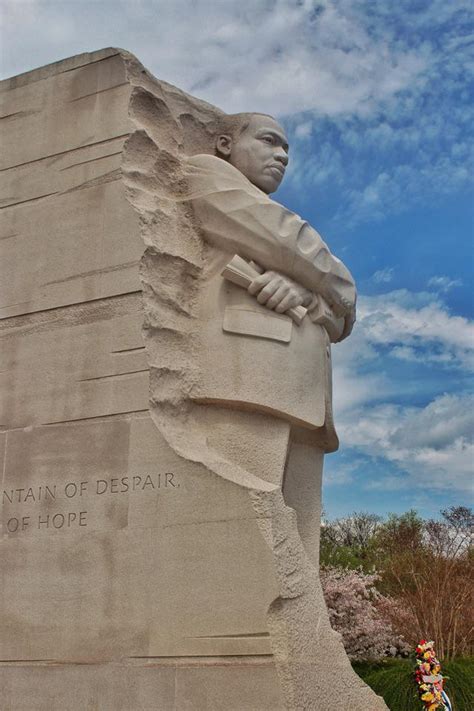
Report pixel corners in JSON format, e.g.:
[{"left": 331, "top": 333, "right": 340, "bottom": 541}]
[{"left": 0, "top": 49, "right": 387, "bottom": 709}]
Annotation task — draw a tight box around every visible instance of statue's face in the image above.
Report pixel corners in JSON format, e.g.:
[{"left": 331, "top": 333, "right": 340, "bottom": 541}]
[{"left": 219, "top": 115, "right": 289, "bottom": 194}]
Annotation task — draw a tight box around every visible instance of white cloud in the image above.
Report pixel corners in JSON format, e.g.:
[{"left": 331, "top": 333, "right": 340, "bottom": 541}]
[
  {"left": 332, "top": 365, "right": 392, "bottom": 414},
  {"left": 336, "top": 151, "right": 472, "bottom": 225},
  {"left": 332, "top": 289, "right": 474, "bottom": 412},
  {"left": 390, "top": 393, "right": 473, "bottom": 450},
  {"left": 331, "top": 288, "right": 474, "bottom": 494},
  {"left": 365, "top": 475, "right": 410, "bottom": 492},
  {"left": 294, "top": 121, "right": 313, "bottom": 139},
  {"left": 283, "top": 2, "right": 473, "bottom": 224},
  {"left": 427, "top": 275, "right": 463, "bottom": 292},
  {"left": 389, "top": 345, "right": 456, "bottom": 366},
  {"left": 372, "top": 267, "right": 394, "bottom": 284},
  {"left": 1, "top": 0, "right": 427, "bottom": 118},
  {"left": 337, "top": 394, "right": 474, "bottom": 493},
  {"left": 356, "top": 290, "right": 474, "bottom": 371},
  {"left": 324, "top": 462, "right": 357, "bottom": 487}
]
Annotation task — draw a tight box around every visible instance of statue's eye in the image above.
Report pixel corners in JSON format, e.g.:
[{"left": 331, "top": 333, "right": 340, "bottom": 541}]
[{"left": 262, "top": 135, "right": 274, "bottom": 144}]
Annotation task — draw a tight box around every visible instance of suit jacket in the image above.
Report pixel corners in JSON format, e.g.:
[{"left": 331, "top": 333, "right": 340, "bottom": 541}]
[{"left": 185, "top": 154, "right": 356, "bottom": 452}]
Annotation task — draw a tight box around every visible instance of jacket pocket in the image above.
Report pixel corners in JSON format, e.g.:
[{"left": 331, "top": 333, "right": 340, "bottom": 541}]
[{"left": 222, "top": 306, "right": 292, "bottom": 343}]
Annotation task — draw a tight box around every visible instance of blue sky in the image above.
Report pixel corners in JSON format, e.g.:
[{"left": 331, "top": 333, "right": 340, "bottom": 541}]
[{"left": 2, "top": 0, "right": 473, "bottom": 520}]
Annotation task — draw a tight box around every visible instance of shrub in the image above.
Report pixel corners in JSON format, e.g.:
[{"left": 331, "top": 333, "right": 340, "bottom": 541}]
[
  {"left": 374, "top": 507, "right": 474, "bottom": 658},
  {"left": 320, "top": 506, "right": 474, "bottom": 659},
  {"left": 320, "top": 567, "right": 408, "bottom": 660}
]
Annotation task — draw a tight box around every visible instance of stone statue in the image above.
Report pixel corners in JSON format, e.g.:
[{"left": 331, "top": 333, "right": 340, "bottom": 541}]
[
  {"left": 122, "top": 54, "right": 387, "bottom": 710},
  {"left": 193, "top": 112, "right": 355, "bottom": 337},
  {"left": 183, "top": 111, "right": 357, "bottom": 563}
]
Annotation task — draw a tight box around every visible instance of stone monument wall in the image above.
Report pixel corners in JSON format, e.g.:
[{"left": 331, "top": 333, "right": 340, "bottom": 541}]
[
  {"left": 0, "top": 49, "right": 387, "bottom": 711},
  {"left": 0, "top": 47, "right": 287, "bottom": 711}
]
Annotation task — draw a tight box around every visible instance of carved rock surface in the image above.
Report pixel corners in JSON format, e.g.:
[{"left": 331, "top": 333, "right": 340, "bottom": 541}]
[{"left": 0, "top": 49, "right": 387, "bottom": 710}]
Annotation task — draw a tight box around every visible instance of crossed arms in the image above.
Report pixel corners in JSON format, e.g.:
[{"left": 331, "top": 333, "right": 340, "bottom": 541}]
[{"left": 186, "top": 154, "right": 356, "bottom": 341}]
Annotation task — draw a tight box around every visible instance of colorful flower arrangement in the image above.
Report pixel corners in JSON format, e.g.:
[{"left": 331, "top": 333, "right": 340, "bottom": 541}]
[{"left": 414, "top": 640, "right": 452, "bottom": 710}]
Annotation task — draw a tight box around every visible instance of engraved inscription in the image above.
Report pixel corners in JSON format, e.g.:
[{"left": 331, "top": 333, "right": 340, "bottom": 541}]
[
  {"left": 1, "top": 472, "right": 180, "bottom": 535},
  {"left": 3, "top": 485, "right": 57, "bottom": 504}
]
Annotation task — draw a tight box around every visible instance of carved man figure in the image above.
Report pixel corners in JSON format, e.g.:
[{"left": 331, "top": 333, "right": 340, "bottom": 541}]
[
  {"left": 124, "top": 74, "right": 387, "bottom": 709},
  {"left": 181, "top": 113, "right": 356, "bottom": 564}
]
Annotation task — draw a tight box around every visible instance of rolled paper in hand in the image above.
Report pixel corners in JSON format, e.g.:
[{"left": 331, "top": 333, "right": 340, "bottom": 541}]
[{"left": 221, "top": 254, "right": 307, "bottom": 326}]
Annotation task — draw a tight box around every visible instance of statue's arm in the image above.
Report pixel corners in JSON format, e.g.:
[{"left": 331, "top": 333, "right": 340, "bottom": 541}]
[
  {"left": 189, "top": 179, "right": 356, "bottom": 319},
  {"left": 290, "top": 221, "right": 356, "bottom": 319}
]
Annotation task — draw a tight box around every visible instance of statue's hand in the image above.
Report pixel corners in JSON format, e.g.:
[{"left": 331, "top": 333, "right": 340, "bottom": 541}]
[
  {"left": 337, "top": 304, "right": 356, "bottom": 342},
  {"left": 248, "top": 271, "right": 313, "bottom": 314}
]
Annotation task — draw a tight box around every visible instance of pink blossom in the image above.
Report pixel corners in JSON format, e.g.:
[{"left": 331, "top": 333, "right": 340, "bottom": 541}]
[{"left": 320, "top": 567, "right": 409, "bottom": 660}]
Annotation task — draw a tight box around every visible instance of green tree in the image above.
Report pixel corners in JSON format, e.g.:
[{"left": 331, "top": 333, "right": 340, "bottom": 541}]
[
  {"left": 320, "top": 506, "right": 474, "bottom": 659},
  {"left": 320, "top": 511, "right": 382, "bottom": 570},
  {"left": 374, "top": 507, "right": 473, "bottom": 658}
]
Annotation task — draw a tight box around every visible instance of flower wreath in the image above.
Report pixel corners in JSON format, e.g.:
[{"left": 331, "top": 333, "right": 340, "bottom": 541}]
[{"left": 414, "top": 640, "right": 452, "bottom": 710}]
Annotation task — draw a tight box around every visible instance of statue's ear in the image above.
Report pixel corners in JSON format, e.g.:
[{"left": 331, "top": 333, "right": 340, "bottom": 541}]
[{"left": 216, "top": 134, "right": 232, "bottom": 157}]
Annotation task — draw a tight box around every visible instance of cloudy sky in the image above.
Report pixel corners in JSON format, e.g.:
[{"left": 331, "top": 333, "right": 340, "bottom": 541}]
[{"left": 2, "top": 0, "right": 473, "bottom": 519}]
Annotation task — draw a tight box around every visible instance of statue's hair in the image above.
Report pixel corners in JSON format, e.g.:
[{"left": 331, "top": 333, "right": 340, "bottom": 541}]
[{"left": 215, "top": 112, "right": 274, "bottom": 141}]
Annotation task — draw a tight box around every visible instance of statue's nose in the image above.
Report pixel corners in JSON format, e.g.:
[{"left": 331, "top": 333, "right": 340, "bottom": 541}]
[{"left": 275, "top": 148, "right": 288, "bottom": 166}]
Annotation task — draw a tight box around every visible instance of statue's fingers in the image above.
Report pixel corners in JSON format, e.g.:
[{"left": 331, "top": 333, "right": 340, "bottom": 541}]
[
  {"left": 248, "top": 272, "right": 273, "bottom": 295},
  {"left": 256, "top": 280, "right": 280, "bottom": 304},
  {"left": 275, "top": 290, "right": 300, "bottom": 313},
  {"left": 266, "top": 285, "right": 289, "bottom": 310}
]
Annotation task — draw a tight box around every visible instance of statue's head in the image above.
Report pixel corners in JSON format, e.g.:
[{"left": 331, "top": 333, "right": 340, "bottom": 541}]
[{"left": 215, "top": 113, "right": 289, "bottom": 194}]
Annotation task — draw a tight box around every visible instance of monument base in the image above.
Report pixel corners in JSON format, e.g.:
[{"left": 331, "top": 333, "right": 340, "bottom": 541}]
[{"left": 1, "top": 659, "right": 285, "bottom": 711}]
